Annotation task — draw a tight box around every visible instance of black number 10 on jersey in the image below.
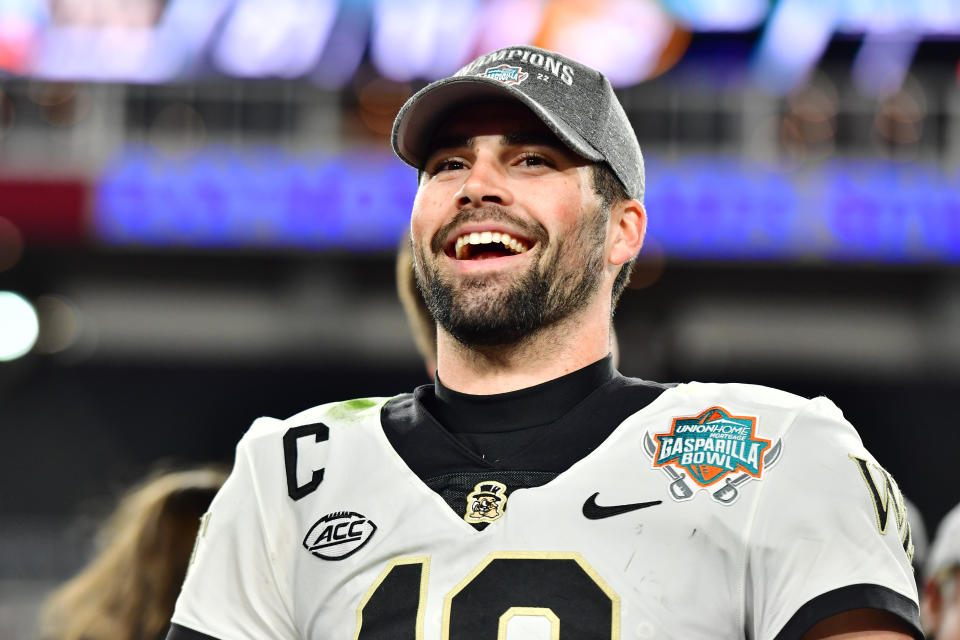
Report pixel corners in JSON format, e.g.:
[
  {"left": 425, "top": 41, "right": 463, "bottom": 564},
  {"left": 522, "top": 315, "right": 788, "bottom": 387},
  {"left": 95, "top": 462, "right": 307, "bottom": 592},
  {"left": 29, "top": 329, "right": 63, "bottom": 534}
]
[{"left": 355, "top": 552, "right": 619, "bottom": 639}]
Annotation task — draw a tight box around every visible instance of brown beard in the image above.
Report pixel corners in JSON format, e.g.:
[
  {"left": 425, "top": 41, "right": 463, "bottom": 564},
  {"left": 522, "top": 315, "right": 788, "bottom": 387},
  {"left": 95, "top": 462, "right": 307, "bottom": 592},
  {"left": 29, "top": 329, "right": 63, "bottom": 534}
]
[{"left": 413, "top": 204, "right": 608, "bottom": 348}]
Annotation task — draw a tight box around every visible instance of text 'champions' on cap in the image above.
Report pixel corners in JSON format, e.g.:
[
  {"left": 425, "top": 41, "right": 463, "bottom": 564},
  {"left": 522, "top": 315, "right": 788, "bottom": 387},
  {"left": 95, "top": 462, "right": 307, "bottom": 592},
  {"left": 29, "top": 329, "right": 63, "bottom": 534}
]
[{"left": 391, "top": 45, "right": 645, "bottom": 203}]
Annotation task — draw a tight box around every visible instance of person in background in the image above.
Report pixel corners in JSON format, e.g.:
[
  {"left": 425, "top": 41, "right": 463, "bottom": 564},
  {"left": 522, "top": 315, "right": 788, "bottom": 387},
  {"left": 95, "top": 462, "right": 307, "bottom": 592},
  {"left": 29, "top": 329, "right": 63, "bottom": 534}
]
[
  {"left": 40, "top": 467, "right": 227, "bottom": 640},
  {"left": 921, "top": 503, "right": 960, "bottom": 639}
]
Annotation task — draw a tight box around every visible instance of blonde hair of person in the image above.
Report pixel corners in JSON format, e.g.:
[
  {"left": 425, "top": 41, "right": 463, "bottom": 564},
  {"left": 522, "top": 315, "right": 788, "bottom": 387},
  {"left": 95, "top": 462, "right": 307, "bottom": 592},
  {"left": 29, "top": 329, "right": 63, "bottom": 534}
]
[{"left": 40, "top": 466, "right": 228, "bottom": 640}]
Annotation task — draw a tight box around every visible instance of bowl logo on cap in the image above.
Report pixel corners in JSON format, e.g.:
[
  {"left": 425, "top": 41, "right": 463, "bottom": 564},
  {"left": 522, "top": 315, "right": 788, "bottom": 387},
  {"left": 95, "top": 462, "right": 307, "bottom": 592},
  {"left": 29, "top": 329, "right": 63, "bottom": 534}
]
[{"left": 479, "top": 64, "right": 528, "bottom": 86}]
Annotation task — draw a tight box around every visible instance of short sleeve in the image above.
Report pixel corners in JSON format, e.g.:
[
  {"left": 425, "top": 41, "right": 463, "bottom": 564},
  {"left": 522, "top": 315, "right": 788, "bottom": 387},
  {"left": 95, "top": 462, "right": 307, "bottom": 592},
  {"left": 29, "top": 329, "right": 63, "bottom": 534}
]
[
  {"left": 745, "top": 397, "right": 921, "bottom": 640},
  {"left": 168, "top": 425, "right": 299, "bottom": 640}
]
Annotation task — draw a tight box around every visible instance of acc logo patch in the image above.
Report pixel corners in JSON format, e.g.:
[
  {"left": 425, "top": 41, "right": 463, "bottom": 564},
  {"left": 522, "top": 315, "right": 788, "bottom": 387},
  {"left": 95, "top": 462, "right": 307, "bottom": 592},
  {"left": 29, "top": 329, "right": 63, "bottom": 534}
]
[
  {"left": 303, "top": 511, "right": 376, "bottom": 561},
  {"left": 464, "top": 481, "right": 507, "bottom": 523},
  {"left": 643, "top": 406, "right": 782, "bottom": 504},
  {"left": 480, "top": 64, "right": 528, "bottom": 85}
]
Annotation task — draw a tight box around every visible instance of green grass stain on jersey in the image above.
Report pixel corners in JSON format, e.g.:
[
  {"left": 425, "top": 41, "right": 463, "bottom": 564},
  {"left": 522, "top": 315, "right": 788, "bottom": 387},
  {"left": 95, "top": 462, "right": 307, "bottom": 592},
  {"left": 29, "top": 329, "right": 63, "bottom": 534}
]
[{"left": 327, "top": 397, "right": 383, "bottom": 423}]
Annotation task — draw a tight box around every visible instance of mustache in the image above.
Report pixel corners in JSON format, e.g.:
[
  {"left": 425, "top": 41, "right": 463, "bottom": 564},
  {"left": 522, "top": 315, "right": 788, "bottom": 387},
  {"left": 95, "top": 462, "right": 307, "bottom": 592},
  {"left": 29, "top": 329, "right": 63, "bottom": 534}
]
[{"left": 430, "top": 206, "right": 548, "bottom": 254}]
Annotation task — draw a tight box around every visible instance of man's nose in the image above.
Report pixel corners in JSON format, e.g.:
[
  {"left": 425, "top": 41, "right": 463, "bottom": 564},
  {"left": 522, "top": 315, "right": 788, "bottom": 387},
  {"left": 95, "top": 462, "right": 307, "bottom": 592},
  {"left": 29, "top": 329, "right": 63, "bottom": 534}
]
[{"left": 455, "top": 156, "right": 513, "bottom": 208}]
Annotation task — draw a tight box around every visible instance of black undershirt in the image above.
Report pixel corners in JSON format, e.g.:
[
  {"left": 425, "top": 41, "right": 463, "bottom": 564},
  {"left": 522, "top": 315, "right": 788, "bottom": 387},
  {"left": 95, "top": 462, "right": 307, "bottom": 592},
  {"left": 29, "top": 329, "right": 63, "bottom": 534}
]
[
  {"left": 424, "top": 355, "right": 621, "bottom": 465},
  {"left": 380, "top": 355, "right": 668, "bottom": 525}
]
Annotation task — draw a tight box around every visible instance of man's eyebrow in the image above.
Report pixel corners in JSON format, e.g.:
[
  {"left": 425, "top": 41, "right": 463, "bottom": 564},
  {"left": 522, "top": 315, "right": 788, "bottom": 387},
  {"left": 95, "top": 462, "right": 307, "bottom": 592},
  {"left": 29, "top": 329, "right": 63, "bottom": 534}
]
[
  {"left": 500, "top": 131, "right": 565, "bottom": 150},
  {"left": 425, "top": 134, "right": 474, "bottom": 155},
  {"left": 423, "top": 131, "right": 565, "bottom": 159}
]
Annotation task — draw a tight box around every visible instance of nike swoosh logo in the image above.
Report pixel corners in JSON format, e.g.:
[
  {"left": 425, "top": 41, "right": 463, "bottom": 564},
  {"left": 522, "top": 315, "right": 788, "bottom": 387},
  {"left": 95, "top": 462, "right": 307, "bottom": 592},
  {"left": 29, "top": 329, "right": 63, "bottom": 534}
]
[{"left": 582, "top": 492, "right": 662, "bottom": 520}]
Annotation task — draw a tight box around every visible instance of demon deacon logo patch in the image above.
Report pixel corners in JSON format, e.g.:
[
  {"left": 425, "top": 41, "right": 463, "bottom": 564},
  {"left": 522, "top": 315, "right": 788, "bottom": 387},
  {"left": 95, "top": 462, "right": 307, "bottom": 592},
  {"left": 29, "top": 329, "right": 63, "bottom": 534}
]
[
  {"left": 464, "top": 481, "right": 507, "bottom": 524},
  {"left": 644, "top": 406, "right": 782, "bottom": 504},
  {"left": 303, "top": 511, "right": 376, "bottom": 561}
]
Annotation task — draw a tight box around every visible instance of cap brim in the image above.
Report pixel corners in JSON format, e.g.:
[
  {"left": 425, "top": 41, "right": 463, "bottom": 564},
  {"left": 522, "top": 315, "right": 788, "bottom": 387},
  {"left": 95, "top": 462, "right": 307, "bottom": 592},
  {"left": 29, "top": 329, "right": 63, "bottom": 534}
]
[{"left": 392, "top": 76, "right": 603, "bottom": 169}]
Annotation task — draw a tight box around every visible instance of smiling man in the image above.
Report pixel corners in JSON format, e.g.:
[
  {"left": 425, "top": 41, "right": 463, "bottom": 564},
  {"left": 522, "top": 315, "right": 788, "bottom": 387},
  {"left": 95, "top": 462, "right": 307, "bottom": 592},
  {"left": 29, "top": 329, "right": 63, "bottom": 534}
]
[
  {"left": 411, "top": 102, "right": 625, "bottom": 364},
  {"left": 168, "top": 46, "right": 922, "bottom": 640}
]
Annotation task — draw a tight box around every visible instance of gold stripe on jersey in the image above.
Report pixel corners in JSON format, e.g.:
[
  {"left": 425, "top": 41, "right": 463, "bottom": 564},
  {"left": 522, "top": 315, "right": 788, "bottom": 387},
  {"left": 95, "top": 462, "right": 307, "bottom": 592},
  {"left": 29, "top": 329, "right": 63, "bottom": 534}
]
[
  {"left": 441, "top": 551, "right": 620, "bottom": 640},
  {"left": 498, "top": 607, "right": 560, "bottom": 640},
  {"left": 353, "top": 555, "right": 430, "bottom": 640}
]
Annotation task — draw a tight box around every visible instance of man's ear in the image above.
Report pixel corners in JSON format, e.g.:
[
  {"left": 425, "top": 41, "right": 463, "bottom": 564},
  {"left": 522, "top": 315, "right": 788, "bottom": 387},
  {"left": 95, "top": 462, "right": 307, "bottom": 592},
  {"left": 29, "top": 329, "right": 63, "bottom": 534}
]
[
  {"left": 608, "top": 198, "right": 646, "bottom": 267},
  {"left": 921, "top": 578, "right": 942, "bottom": 636}
]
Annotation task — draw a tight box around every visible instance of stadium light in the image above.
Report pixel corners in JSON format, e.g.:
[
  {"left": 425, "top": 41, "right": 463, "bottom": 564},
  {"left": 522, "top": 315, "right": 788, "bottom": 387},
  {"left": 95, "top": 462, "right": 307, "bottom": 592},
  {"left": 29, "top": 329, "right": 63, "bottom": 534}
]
[{"left": 0, "top": 291, "right": 39, "bottom": 361}]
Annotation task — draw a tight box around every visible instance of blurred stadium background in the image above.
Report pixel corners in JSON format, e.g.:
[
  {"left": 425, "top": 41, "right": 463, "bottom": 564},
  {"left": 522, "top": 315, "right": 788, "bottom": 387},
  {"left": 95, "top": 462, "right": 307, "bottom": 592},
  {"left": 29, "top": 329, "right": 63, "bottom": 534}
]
[{"left": 1, "top": 0, "right": 959, "bottom": 634}]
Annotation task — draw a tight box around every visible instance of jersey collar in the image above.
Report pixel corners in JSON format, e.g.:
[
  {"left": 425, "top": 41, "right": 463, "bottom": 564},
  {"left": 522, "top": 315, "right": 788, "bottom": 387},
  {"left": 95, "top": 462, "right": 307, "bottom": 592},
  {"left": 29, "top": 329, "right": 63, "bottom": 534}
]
[{"left": 430, "top": 354, "right": 617, "bottom": 434}]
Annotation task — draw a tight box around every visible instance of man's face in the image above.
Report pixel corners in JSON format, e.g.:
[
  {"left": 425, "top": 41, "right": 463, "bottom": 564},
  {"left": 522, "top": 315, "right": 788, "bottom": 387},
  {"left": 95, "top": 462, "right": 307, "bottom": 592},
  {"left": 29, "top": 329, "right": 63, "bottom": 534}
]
[{"left": 409, "top": 101, "right": 610, "bottom": 347}]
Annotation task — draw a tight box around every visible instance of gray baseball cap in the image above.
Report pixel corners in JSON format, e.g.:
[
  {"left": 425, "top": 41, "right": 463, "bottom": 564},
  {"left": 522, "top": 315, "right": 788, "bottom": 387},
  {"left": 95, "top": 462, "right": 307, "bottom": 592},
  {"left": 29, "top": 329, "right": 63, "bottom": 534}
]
[{"left": 391, "top": 45, "right": 644, "bottom": 202}]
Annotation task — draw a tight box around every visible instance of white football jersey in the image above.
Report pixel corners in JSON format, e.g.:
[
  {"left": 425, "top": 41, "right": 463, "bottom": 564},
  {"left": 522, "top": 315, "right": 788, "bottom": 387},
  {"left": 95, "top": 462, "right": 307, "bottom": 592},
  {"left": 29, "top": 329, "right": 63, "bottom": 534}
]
[{"left": 170, "top": 382, "right": 919, "bottom": 640}]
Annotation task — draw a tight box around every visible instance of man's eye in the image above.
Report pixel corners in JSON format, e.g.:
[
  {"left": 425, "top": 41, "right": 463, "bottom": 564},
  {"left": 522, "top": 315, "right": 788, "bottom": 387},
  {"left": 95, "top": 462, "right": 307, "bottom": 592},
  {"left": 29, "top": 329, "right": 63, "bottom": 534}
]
[
  {"left": 433, "top": 159, "right": 466, "bottom": 173},
  {"left": 518, "top": 154, "right": 551, "bottom": 167}
]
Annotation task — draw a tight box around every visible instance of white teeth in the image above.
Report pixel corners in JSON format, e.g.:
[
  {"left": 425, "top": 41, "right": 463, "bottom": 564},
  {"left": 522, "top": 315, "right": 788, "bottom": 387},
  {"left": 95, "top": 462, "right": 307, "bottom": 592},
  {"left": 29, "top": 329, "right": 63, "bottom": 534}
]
[{"left": 451, "top": 230, "right": 530, "bottom": 259}]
